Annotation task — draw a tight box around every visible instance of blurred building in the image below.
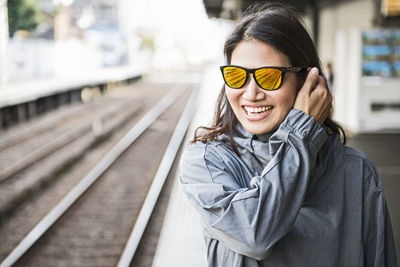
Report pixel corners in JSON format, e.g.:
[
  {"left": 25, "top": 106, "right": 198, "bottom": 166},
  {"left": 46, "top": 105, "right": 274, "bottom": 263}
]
[{"left": 4, "top": 0, "right": 131, "bottom": 82}]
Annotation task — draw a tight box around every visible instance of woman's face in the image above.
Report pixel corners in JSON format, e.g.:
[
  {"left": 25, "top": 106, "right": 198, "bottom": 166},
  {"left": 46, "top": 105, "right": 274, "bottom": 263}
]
[{"left": 226, "top": 39, "right": 298, "bottom": 135}]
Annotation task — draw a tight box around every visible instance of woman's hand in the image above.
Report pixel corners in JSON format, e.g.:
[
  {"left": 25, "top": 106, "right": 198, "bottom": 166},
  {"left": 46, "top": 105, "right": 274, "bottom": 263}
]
[{"left": 293, "top": 67, "right": 332, "bottom": 125}]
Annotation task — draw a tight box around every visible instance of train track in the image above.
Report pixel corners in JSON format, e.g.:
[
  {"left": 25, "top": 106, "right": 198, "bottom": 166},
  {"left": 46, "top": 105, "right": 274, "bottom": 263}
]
[
  {"left": 0, "top": 81, "right": 176, "bottom": 217},
  {"left": 0, "top": 79, "right": 198, "bottom": 266},
  {"left": 0, "top": 83, "right": 165, "bottom": 182}
]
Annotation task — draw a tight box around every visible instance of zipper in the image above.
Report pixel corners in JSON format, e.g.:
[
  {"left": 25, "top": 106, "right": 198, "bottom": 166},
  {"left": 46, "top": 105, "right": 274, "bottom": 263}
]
[{"left": 250, "top": 134, "right": 257, "bottom": 153}]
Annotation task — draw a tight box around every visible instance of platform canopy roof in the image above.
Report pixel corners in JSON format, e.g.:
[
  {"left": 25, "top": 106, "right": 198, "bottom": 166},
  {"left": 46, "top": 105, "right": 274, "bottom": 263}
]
[{"left": 203, "top": 0, "right": 359, "bottom": 18}]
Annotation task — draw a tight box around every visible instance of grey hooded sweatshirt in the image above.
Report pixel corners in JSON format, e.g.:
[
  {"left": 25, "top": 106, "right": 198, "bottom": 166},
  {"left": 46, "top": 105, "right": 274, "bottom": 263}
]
[{"left": 180, "top": 109, "right": 397, "bottom": 267}]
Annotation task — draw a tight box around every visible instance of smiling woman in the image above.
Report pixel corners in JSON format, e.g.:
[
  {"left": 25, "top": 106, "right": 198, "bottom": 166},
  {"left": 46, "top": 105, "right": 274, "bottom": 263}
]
[{"left": 179, "top": 2, "right": 397, "bottom": 267}]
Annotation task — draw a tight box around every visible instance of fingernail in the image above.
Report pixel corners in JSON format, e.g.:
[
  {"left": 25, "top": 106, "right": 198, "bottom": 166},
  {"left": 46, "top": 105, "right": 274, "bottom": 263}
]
[{"left": 311, "top": 67, "right": 318, "bottom": 75}]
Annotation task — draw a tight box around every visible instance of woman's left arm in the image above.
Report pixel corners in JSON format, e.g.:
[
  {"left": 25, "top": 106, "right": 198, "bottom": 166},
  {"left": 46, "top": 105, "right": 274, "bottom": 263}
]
[{"left": 362, "top": 166, "right": 397, "bottom": 267}]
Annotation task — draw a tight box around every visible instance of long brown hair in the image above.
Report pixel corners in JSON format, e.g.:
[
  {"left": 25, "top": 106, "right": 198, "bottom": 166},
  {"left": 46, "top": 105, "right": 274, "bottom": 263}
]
[{"left": 192, "top": 2, "right": 346, "bottom": 150}]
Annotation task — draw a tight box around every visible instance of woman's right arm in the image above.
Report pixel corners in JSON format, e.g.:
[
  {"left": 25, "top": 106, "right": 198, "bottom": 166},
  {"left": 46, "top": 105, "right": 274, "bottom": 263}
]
[{"left": 180, "top": 109, "right": 327, "bottom": 260}]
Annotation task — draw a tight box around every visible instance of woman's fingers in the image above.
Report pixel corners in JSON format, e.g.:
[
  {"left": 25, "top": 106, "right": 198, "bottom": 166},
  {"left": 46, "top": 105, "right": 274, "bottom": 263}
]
[
  {"left": 294, "top": 68, "right": 332, "bottom": 125},
  {"left": 302, "top": 67, "right": 319, "bottom": 95},
  {"left": 309, "top": 76, "right": 332, "bottom": 124}
]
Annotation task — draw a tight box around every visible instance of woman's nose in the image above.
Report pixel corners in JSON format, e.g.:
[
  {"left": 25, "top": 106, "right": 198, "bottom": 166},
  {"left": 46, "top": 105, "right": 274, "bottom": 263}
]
[{"left": 243, "top": 75, "right": 266, "bottom": 101}]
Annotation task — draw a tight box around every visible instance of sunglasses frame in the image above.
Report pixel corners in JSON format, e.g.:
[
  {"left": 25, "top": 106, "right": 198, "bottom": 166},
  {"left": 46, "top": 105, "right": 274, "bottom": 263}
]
[{"left": 220, "top": 65, "right": 307, "bottom": 90}]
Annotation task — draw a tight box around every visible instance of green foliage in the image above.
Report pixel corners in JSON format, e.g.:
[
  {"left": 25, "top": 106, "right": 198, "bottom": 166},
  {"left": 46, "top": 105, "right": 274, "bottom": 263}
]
[
  {"left": 141, "top": 36, "right": 155, "bottom": 49},
  {"left": 7, "top": 0, "right": 43, "bottom": 37}
]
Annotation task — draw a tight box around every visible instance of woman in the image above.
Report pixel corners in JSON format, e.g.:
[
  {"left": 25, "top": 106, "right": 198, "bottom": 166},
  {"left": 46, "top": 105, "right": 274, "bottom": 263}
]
[{"left": 180, "top": 2, "right": 397, "bottom": 266}]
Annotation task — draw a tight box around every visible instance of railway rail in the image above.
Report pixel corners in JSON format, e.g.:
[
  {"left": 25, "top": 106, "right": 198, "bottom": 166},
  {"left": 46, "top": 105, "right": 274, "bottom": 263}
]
[
  {"left": 0, "top": 81, "right": 177, "bottom": 217},
  {"left": 0, "top": 78, "right": 198, "bottom": 266}
]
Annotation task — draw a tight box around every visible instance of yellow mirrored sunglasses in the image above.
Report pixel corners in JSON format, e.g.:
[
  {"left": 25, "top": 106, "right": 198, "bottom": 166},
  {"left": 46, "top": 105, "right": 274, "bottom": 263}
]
[{"left": 220, "top": 65, "right": 306, "bottom": 90}]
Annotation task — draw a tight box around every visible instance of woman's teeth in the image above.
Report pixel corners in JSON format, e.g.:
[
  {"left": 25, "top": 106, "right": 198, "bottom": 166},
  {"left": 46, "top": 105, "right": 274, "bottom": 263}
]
[{"left": 244, "top": 106, "right": 273, "bottom": 115}]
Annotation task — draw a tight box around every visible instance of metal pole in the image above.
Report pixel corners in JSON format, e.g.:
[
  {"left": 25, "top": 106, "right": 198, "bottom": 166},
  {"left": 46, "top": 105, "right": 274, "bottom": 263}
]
[
  {"left": 311, "top": 0, "right": 320, "bottom": 47},
  {"left": 0, "top": 0, "right": 8, "bottom": 84}
]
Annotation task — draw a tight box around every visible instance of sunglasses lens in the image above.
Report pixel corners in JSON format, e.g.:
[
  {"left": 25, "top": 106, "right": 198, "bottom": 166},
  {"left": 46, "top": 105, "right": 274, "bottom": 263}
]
[
  {"left": 222, "top": 66, "right": 247, "bottom": 88},
  {"left": 255, "top": 68, "right": 282, "bottom": 90}
]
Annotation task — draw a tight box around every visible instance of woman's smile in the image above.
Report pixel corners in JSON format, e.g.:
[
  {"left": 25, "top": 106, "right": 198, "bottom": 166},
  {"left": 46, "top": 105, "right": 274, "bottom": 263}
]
[{"left": 242, "top": 105, "right": 273, "bottom": 121}]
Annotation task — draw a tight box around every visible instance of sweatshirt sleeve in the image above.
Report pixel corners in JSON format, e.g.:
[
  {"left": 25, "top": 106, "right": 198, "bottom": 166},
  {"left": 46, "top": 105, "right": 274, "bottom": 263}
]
[
  {"left": 362, "top": 163, "right": 398, "bottom": 267},
  {"left": 180, "top": 109, "right": 327, "bottom": 260}
]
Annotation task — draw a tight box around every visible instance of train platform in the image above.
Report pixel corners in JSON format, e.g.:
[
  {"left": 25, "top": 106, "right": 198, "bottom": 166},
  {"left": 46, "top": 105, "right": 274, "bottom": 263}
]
[
  {"left": 152, "top": 64, "right": 221, "bottom": 267},
  {"left": 0, "top": 66, "right": 143, "bottom": 129},
  {"left": 151, "top": 64, "right": 400, "bottom": 265},
  {"left": 0, "top": 66, "right": 143, "bottom": 108}
]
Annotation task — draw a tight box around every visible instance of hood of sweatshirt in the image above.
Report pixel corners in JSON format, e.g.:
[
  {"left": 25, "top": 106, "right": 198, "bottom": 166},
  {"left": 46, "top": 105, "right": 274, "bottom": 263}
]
[{"left": 217, "top": 121, "right": 341, "bottom": 197}]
